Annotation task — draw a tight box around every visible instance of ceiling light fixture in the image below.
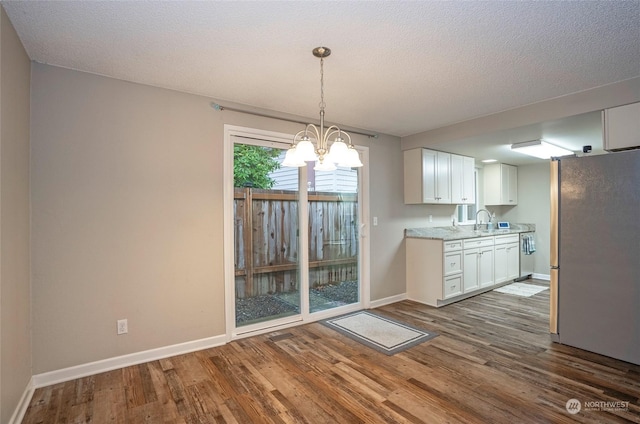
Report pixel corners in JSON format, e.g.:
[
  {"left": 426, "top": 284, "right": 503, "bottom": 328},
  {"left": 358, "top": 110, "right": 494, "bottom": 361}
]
[
  {"left": 282, "top": 47, "right": 363, "bottom": 171},
  {"left": 481, "top": 159, "right": 497, "bottom": 163},
  {"left": 511, "top": 139, "right": 573, "bottom": 159}
]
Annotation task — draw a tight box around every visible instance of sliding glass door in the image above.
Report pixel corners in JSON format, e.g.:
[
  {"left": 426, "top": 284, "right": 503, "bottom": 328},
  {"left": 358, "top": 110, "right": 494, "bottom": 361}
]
[
  {"left": 226, "top": 126, "right": 366, "bottom": 337},
  {"left": 308, "top": 167, "right": 360, "bottom": 313},
  {"left": 233, "top": 141, "right": 301, "bottom": 329}
]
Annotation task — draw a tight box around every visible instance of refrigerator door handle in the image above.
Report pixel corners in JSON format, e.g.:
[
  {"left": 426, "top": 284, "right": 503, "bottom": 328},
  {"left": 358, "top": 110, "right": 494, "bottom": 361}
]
[
  {"left": 550, "top": 268, "right": 559, "bottom": 335},
  {"left": 549, "top": 160, "right": 559, "bottom": 336},
  {"left": 550, "top": 160, "right": 559, "bottom": 267}
]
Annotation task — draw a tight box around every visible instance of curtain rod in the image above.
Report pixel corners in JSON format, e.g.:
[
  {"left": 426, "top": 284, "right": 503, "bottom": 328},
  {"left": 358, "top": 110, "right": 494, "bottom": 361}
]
[{"left": 210, "top": 102, "right": 378, "bottom": 139}]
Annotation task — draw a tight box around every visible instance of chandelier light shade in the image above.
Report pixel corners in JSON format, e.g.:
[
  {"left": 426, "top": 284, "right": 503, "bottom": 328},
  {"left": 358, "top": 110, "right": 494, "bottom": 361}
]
[
  {"left": 282, "top": 47, "right": 363, "bottom": 171},
  {"left": 511, "top": 139, "right": 573, "bottom": 159}
]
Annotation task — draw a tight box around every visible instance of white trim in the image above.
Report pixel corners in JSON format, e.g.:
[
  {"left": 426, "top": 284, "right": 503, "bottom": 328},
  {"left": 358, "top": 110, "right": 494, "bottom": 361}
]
[
  {"left": 8, "top": 377, "right": 35, "bottom": 424},
  {"left": 234, "top": 315, "right": 303, "bottom": 337},
  {"left": 358, "top": 146, "right": 371, "bottom": 309},
  {"left": 233, "top": 303, "right": 365, "bottom": 341},
  {"left": 224, "top": 125, "right": 299, "bottom": 341},
  {"left": 223, "top": 125, "right": 236, "bottom": 341},
  {"left": 309, "top": 303, "right": 364, "bottom": 321},
  {"left": 31, "top": 335, "right": 226, "bottom": 389},
  {"left": 232, "top": 319, "right": 312, "bottom": 341},
  {"left": 532, "top": 273, "right": 550, "bottom": 281},
  {"left": 299, "top": 165, "right": 310, "bottom": 323},
  {"left": 369, "top": 293, "right": 408, "bottom": 309}
]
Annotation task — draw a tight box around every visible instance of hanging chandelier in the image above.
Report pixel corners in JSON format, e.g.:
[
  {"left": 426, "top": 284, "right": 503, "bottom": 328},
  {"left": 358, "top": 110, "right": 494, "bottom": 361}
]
[{"left": 282, "top": 47, "right": 363, "bottom": 171}]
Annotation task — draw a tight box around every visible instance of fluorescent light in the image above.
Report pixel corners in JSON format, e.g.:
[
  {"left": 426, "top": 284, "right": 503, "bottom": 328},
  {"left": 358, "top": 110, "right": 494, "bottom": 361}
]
[
  {"left": 511, "top": 140, "right": 573, "bottom": 159},
  {"left": 481, "top": 159, "right": 497, "bottom": 163}
]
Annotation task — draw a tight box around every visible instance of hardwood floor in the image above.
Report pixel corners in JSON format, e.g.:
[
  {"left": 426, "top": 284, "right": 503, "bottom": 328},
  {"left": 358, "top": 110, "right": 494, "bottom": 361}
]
[{"left": 23, "top": 280, "right": 640, "bottom": 423}]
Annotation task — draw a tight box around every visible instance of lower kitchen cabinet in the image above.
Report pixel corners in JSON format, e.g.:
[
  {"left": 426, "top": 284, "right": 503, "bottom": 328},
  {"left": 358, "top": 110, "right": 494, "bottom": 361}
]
[
  {"left": 463, "top": 237, "right": 494, "bottom": 292},
  {"left": 443, "top": 274, "right": 463, "bottom": 298},
  {"left": 494, "top": 234, "right": 520, "bottom": 284},
  {"left": 406, "top": 238, "right": 464, "bottom": 306},
  {"left": 506, "top": 243, "right": 519, "bottom": 280},
  {"left": 406, "top": 229, "right": 534, "bottom": 307},
  {"left": 463, "top": 249, "right": 480, "bottom": 292},
  {"left": 407, "top": 236, "right": 498, "bottom": 307}
]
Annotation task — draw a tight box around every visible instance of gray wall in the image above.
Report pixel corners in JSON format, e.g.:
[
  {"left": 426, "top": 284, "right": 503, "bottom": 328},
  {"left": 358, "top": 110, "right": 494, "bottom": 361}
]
[
  {"left": 402, "top": 77, "right": 640, "bottom": 150},
  {"left": 499, "top": 163, "right": 551, "bottom": 276},
  {"left": 30, "top": 63, "right": 405, "bottom": 374},
  {"left": 0, "top": 7, "right": 31, "bottom": 423}
]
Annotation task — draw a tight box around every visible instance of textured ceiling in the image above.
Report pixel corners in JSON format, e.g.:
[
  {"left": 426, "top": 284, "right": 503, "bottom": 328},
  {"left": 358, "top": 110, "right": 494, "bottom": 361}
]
[{"left": 3, "top": 1, "right": 640, "bottom": 138}]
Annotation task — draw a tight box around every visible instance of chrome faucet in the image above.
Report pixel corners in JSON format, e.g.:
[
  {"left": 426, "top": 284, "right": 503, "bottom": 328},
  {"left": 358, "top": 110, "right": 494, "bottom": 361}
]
[{"left": 474, "top": 209, "right": 493, "bottom": 231}]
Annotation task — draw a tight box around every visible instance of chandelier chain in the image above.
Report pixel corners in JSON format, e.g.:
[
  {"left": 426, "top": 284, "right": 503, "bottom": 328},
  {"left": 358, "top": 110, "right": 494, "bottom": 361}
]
[{"left": 281, "top": 47, "right": 363, "bottom": 170}]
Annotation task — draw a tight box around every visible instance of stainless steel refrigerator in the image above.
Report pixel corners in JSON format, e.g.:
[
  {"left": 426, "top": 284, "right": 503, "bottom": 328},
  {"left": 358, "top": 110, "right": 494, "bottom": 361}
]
[{"left": 550, "top": 150, "right": 640, "bottom": 365}]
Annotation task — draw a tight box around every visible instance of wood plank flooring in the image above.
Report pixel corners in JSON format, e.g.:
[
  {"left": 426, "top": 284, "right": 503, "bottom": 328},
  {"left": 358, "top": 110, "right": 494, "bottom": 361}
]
[{"left": 22, "top": 280, "right": 640, "bottom": 423}]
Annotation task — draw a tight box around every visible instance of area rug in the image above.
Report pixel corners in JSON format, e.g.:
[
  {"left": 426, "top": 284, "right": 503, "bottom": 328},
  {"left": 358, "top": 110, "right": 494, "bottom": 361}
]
[
  {"left": 494, "top": 282, "right": 548, "bottom": 297},
  {"left": 321, "top": 311, "right": 438, "bottom": 355}
]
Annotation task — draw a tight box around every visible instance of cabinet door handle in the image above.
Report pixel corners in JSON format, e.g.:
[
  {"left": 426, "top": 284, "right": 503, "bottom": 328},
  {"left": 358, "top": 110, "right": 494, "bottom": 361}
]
[{"left": 450, "top": 262, "right": 456, "bottom": 266}]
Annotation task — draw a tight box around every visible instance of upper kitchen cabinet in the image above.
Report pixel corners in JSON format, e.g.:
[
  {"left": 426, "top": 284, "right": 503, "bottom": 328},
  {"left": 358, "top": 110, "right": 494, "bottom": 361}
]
[
  {"left": 404, "top": 148, "right": 451, "bottom": 204},
  {"left": 484, "top": 163, "right": 517, "bottom": 205},
  {"left": 451, "top": 155, "right": 476, "bottom": 205},
  {"left": 603, "top": 102, "right": 640, "bottom": 152}
]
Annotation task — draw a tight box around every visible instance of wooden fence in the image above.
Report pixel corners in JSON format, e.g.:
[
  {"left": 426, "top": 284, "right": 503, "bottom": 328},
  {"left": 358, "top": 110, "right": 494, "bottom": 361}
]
[{"left": 234, "top": 187, "right": 358, "bottom": 298}]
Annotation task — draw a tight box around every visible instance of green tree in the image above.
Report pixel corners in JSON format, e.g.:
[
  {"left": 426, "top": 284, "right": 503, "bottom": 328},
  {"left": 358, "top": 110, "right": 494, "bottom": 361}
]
[{"left": 233, "top": 145, "right": 282, "bottom": 189}]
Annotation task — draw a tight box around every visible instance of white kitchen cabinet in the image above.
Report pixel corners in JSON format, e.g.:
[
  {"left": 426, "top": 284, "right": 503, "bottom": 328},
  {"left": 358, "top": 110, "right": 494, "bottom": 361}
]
[
  {"left": 451, "top": 154, "right": 475, "bottom": 205},
  {"left": 407, "top": 231, "right": 531, "bottom": 307},
  {"left": 506, "top": 242, "right": 520, "bottom": 280},
  {"left": 463, "top": 237, "right": 494, "bottom": 292},
  {"left": 443, "top": 240, "right": 463, "bottom": 298},
  {"left": 494, "top": 234, "right": 520, "bottom": 284},
  {"left": 444, "top": 249, "right": 463, "bottom": 277},
  {"left": 443, "top": 274, "right": 463, "bottom": 299},
  {"left": 484, "top": 163, "right": 517, "bottom": 205},
  {"left": 406, "top": 238, "right": 463, "bottom": 306},
  {"left": 463, "top": 249, "right": 480, "bottom": 292},
  {"left": 494, "top": 244, "right": 508, "bottom": 283},
  {"left": 603, "top": 102, "right": 640, "bottom": 151},
  {"left": 479, "top": 245, "right": 495, "bottom": 288},
  {"left": 404, "top": 148, "right": 451, "bottom": 204},
  {"left": 462, "top": 156, "right": 476, "bottom": 204}
]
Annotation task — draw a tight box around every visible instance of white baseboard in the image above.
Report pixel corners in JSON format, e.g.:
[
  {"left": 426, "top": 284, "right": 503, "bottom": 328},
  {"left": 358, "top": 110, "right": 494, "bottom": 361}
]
[
  {"left": 369, "top": 292, "right": 408, "bottom": 309},
  {"left": 32, "top": 334, "right": 226, "bottom": 389},
  {"left": 532, "top": 273, "right": 550, "bottom": 281},
  {"left": 8, "top": 377, "right": 35, "bottom": 424}
]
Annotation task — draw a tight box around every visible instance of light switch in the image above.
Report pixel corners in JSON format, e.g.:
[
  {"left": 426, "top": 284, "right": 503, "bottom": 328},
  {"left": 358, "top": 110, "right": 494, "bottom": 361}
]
[{"left": 373, "top": 216, "right": 378, "bottom": 226}]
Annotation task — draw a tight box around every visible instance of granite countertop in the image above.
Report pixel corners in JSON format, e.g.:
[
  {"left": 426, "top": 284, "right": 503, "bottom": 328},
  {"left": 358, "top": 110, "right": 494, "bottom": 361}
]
[{"left": 405, "top": 223, "right": 536, "bottom": 241}]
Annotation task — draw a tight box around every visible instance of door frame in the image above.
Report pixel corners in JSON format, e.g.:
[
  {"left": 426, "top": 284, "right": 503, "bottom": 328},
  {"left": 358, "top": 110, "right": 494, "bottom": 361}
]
[{"left": 223, "top": 124, "right": 370, "bottom": 341}]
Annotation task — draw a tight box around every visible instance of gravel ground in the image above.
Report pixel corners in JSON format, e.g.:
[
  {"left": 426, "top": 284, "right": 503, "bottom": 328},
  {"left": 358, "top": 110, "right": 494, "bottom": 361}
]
[
  {"left": 311, "top": 280, "right": 358, "bottom": 304},
  {"left": 236, "top": 280, "right": 359, "bottom": 325},
  {"left": 235, "top": 295, "right": 297, "bottom": 326}
]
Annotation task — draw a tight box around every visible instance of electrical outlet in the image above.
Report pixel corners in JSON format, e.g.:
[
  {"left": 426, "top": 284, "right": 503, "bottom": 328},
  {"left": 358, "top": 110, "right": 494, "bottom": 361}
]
[
  {"left": 117, "top": 319, "right": 128, "bottom": 335},
  {"left": 429, "top": 215, "right": 433, "bottom": 223}
]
